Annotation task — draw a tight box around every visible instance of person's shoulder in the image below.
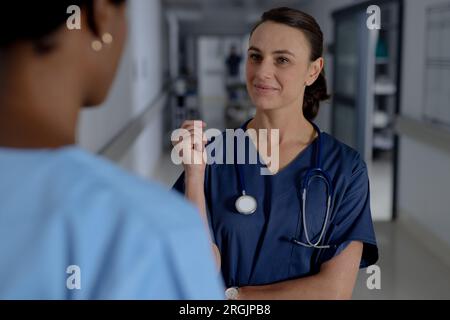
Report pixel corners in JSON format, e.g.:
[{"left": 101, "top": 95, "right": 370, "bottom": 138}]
[
  {"left": 321, "top": 132, "right": 367, "bottom": 174},
  {"left": 53, "top": 147, "right": 201, "bottom": 228},
  {"left": 0, "top": 147, "right": 220, "bottom": 299}
]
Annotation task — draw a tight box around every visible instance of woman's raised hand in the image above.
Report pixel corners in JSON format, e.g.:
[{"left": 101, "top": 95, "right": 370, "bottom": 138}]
[{"left": 172, "top": 120, "right": 208, "bottom": 178}]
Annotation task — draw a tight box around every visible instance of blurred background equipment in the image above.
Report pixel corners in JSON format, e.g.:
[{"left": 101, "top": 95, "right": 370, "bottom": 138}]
[
  {"left": 223, "top": 44, "right": 255, "bottom": 128},
  {"left": 332, "top": 0, "right": 401, "bottom": 222},
  {"left": 225, "top": 82, "right": 255, "bottom": 129}
]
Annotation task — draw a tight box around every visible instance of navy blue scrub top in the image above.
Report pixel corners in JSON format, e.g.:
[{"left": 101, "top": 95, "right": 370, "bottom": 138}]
[{"left": 173, "top": 120, "right": 378, "bottom": 287}]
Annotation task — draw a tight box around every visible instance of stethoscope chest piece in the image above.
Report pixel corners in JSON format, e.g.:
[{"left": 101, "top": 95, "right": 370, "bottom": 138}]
[{"left": 235, "top": 194, "right": 257, "bottom": 215}]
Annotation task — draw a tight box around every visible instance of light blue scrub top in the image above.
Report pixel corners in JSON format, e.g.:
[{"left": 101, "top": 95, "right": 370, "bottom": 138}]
[
  {"left": 0, "top": 146, "right": 224, "bottom": 299},
  {"left": 173, "top": 120, "right": 378, "bottom": 288}
]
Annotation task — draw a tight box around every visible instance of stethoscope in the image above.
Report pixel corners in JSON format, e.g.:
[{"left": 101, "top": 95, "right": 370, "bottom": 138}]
[{"left": 234, "top": 121, "right": 333, "bottom": 249}]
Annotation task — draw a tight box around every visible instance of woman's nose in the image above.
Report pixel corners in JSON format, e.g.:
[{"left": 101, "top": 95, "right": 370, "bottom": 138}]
[{"left": 254, "top": 60, "right": 274, "bottom": 80}]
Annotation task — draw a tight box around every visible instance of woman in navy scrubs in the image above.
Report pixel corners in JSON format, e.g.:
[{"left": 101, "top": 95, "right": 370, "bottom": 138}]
[{"left": 173, "top": 7, "right": 378, "bottom": 299}]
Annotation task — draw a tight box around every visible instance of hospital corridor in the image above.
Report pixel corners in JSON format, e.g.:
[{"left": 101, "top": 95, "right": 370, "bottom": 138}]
[{"left": 1, "top": 0, "right": 450, "bottom": 301}]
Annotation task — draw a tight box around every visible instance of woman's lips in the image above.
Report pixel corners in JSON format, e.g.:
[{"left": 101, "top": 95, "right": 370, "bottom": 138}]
[{"left": 253, "top": 84, "right": 279, "bottom": 95}]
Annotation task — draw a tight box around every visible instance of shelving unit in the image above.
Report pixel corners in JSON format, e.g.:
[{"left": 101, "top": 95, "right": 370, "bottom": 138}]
[
  {"left": 331, "top": 0, "right": 403, "bottom": 222},
  {"left": 331, "top": 1, "right": 400, "bottom": 158},
  {"left": 372, "top": 4, "right": 400, "bottom": 156}
]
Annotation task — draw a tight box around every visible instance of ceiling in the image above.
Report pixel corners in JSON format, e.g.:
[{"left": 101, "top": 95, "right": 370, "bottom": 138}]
[
  {"left": 163, "top": 0, "right": 313, "bottom": 36},
  {"left": 163, "top": 0, "right": 312, "bottom": 11}
]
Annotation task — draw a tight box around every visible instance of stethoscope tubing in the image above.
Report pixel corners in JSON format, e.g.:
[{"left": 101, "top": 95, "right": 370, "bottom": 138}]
[{"left": 235, "top": 121, "right": 334, "bottom": 249}]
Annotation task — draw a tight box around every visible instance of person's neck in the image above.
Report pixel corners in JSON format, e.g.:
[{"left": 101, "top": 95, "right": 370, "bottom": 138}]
[
  {"left": 0, "top": 59, "right": 81, "bottom": 150},
  {"left": 248, "top": 105, "right": 316, "bottom": 146}
]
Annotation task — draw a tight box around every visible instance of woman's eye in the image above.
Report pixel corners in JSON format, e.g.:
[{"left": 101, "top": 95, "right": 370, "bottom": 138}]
[
  {"left": 249, "top": 54, "right": 262, "bottom": 62},
  {"left": 276, "top": 57, "right": 289, "bottom": 64}
]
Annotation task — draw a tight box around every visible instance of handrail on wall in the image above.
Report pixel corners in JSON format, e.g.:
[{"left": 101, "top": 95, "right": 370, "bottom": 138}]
[
  {"left": 98, "top": 89, "right": 169, "bottom": 162},
  {"left": 395, "top": 116, "right": 450, "bottom": 154}
]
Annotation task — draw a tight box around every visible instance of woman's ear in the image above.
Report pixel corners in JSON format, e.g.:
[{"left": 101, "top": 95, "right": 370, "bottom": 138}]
[
  {"left": 89, "top": 0, "right": 115, "bottom": 38},
  {"left": 305, "top": 57, "right": 324, "bottom": 86}
]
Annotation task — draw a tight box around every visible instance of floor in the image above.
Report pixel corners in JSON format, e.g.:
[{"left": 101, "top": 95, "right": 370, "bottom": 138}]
[{"left": 353, "top": 221, "right": 450, "bottom": 299}]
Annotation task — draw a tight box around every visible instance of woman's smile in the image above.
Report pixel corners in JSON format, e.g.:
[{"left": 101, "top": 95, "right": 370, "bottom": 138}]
[{"left": 253, "top": 83, "right": 280, "bottom": 95}]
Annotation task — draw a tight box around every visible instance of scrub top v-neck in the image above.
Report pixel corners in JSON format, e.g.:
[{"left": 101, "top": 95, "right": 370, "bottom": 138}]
[{"left": 173, "top": 119, "right": 378, "bottom": 287}]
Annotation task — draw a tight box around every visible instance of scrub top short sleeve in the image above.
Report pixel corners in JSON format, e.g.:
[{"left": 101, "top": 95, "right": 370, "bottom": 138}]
[{"left": 318, "top": 155, "right": 378, "bottom": 268}]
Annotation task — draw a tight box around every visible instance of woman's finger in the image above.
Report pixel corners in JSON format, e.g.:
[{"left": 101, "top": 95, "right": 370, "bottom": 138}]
[
  {"left": 174, "top": 131, "right": 206, "bottom": 151},
  {"left": 181, "top": 120, "right": 206, "bottom": 129}
]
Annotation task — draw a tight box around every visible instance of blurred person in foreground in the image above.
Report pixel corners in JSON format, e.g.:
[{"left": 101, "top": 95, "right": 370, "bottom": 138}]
[{"left": 0, "top": 0, "right": 223, "bottom": 299}]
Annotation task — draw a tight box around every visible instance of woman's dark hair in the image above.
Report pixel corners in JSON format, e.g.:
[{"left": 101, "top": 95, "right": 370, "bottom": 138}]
[
  {"left": 0, "top": 0, "right": 126, "bottom": 50},
  {"left": 251, "top": 7, "right": 330, "bottom": 120}
]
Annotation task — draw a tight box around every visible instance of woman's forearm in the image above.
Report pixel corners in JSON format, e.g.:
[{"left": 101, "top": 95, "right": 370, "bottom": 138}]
[
  {"left": 237, "top": 273, "right": 349, "bottom": 300},
  {"left": 236, "top": 242, "right": 362, "bottom": 300},
  {"left": 185, "top": 173, "right": 208, "bottom": 222},
  {"left": 185, "top": 173, "right": 222, "bottom": 270}
]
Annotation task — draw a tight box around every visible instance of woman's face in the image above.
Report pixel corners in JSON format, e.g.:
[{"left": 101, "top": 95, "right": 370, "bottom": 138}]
[{"left": 246, "top": 21, "right": 321, "bottom": 112}]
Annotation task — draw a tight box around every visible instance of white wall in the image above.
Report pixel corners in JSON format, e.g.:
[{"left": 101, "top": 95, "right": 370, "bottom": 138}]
[
  {"left": 77, "top": 0, "right": 164, "bottom": 178},
  {"left": 398, "top": 136, "right": 450, "bottom": 245},
  {"left": 123, "top": 0, "right": 164, "bottom": 178},
  {"left": 398, "top": 0, "right": 450, "bottom": 249}
]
